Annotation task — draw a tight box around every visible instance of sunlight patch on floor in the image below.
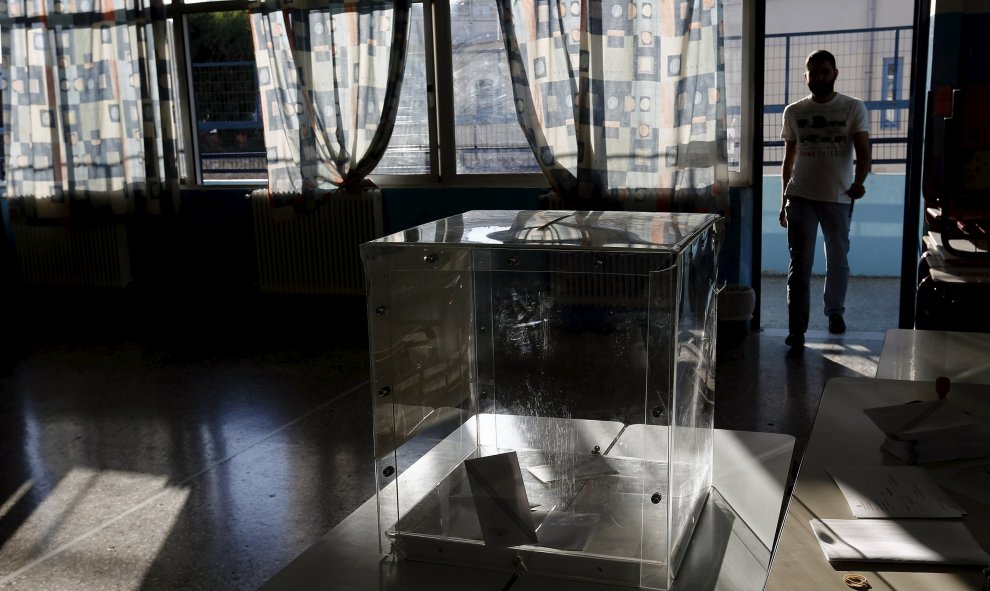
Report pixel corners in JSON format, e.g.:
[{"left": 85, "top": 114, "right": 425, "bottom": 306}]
[
  {"left": 819, "top": 346, "right": 880, "bottom": 378},
  {"left": 761, "top": 329, "right": 881, "bottom": 377},
  {"left": 0, "top": 467, "right": 189, "bottom": 590}
]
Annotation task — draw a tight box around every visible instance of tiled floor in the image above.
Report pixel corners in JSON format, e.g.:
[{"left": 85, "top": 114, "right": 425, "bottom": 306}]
[{"left": 0, "top": 277, "right": 901, "bottom": 590}]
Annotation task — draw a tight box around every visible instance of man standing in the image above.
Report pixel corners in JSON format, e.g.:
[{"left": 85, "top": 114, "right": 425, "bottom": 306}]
[{"left": 779, "top": 49, "right": 871, "bottom": 349}]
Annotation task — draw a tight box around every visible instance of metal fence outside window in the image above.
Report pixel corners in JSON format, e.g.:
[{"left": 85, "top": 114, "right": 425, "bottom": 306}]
[
  {"left": 763, "top": 26, "right": 913, "bottom": 167},
  {"left": 191, "top": 62, "right": 266, "bottom": 182}
]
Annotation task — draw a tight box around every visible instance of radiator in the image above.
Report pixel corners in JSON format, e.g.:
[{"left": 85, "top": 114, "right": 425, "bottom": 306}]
[
  {"left": 13, "top": 223, "right": 132, "bottom": 289},
  {"left": 548, "top": 253, "right": 653, "bottom": 307},
  {"left": 251, "top": 189, "right": 383, "bottom": 296}
]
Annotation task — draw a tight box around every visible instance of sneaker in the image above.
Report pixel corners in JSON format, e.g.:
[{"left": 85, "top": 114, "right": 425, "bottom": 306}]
[
  {"left": 828, "top": 315, "right": 846, "bottom": 334},
  {"left": 785, "top": 333, "right": 805, "bottom": 349}
]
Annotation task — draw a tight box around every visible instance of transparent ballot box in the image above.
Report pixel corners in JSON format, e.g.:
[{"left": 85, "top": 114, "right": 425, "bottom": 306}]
[{"left": 360, "top": 211, "right": 723, "bottom": 589}]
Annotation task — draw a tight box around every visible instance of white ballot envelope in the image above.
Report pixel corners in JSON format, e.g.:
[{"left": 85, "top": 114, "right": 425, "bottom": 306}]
[{"left": 464, "top": 452, "right": 538, "bottom": 548}]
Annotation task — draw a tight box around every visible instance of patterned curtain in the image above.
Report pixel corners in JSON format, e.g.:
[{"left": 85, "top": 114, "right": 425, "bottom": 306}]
[
  {"left": 1, "top": 0, "right": 180, "bottom": 219},
  {"left": 250, "top": 0, "right": 409, "bottom": 207},
  {"left": 496, "top": 0, "right": 728, "bottom": 212}
]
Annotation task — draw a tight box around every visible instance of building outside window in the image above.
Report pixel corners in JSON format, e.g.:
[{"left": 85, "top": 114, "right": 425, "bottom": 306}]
[{"left": 881, "top": 56, "right": 903, "bottom": 129}]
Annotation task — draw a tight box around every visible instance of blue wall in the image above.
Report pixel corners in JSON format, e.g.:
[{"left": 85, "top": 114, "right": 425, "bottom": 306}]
[{"left": 761, "top": 173, "right": 906, "bottom": 276}]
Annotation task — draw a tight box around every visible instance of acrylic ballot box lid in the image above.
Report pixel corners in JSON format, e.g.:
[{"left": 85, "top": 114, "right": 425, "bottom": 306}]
[{"left": 368, "top": 210, "right": 722, "bottom": 251}]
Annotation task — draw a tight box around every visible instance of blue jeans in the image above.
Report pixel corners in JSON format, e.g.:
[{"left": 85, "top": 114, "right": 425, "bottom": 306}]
[{"left": 785, "top": 196, "right": 852, "bottom": 335}]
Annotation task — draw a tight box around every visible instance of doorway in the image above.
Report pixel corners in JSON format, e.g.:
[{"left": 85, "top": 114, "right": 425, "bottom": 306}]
[{"left": 758, "top": 10, "right": 913, "bottom": 337}]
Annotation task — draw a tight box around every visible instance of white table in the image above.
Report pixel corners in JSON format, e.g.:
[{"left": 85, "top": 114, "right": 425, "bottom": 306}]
[
  {"left": 765, "top": 377, "right": 990, "bottom": 591},
  {"left": 877, "top": 328, "right": 990, "bottom": 384},
  {"left": 260, "top": 428, "right": 794, "bottom": 591}
]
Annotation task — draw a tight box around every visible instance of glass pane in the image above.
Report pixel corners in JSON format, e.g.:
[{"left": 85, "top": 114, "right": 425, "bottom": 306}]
[
  {"left": 376, "top": 4, "right": 431, "bottom": 175},
  {"left": 0, "top": 58, "right": 5, "bottom": 183},
  {"left": 724, "top": 0, "right": 743, "bottom": 172},
  {"left": 450, "top": 0, "right": 538, "bottom": 174},
  {"left": 186, "top": 11, "right": 265, "bottom": 184}
]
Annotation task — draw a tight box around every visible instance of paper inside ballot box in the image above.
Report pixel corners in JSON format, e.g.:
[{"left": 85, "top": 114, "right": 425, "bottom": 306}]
[{"left": 464, "top": 452, "right": 538, "bottom": 548}]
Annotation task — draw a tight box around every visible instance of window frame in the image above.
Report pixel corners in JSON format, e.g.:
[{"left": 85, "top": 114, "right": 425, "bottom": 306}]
[{"left": 729, "top": 0, "right": 756, "bottom": 187}]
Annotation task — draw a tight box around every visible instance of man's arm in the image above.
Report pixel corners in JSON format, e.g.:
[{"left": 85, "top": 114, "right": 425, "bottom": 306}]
[
  {"left": 848, "top": 131, "right": 871, "bottom": 199},
  {"left": 780, "top": 139, "right": 797, "bottom": 227}
]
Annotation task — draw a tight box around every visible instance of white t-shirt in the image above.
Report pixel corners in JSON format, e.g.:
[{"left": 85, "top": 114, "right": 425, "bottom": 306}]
[{"left": 781, "top": 93, "right": 869, "bottom": 204}]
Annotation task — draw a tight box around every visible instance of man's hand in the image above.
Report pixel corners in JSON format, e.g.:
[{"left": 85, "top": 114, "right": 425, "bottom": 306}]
[
  {"left": 847, "top": 181, "right": 866, "bottom": 199},
  {"left": 779, "top": 206, "right": 787, "bottom": 228}
]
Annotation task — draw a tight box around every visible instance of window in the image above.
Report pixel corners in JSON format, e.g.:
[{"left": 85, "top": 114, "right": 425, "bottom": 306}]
[
  {"left": 185, "top": 11, "right": 265, "bottom": 184},
  {"left": 448, "top": 0, "right": 537, "bottom": 175},
  {"left": 373, "top": 0, "right": 750, "bottom": 185},
  {"left": 881, "top": 57, "right": 903, "bottom": 129},
  {"left": 376, "top": 4, "right": 432, "bottom": 175},
  {"left": 378, "top": 0, "right": 540, "bottom": 182},
  {"left": 723, "top": 0, "right": 744, "bottom": 176},
  {"left": 0, "top": 0, "right": 749, "bottom": 189},
  {"left": 1, "top": 61, "right": 5, "bottom": 183}
]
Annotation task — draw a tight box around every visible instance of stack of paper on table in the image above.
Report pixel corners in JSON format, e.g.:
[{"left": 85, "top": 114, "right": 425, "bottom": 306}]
[
  {"left": 813, "top": 466, "right": 989, "bottom": 565},
  {"left": 809, "top": 519, "right": 990, "bottom": 565},
  {"left": 826, "top": 466, "right": 966, "bottom": 519},
  {"left": 864, "top": 400, "right": 990, "bottom": 464}
]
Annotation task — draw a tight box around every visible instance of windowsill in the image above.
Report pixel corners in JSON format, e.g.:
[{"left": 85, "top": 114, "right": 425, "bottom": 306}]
[
  {"left": 180, "top": 170, "right": 756, "bottom": 192},
  {"left": 370, "top": 173, "right": 549, "bottom": 189}
]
